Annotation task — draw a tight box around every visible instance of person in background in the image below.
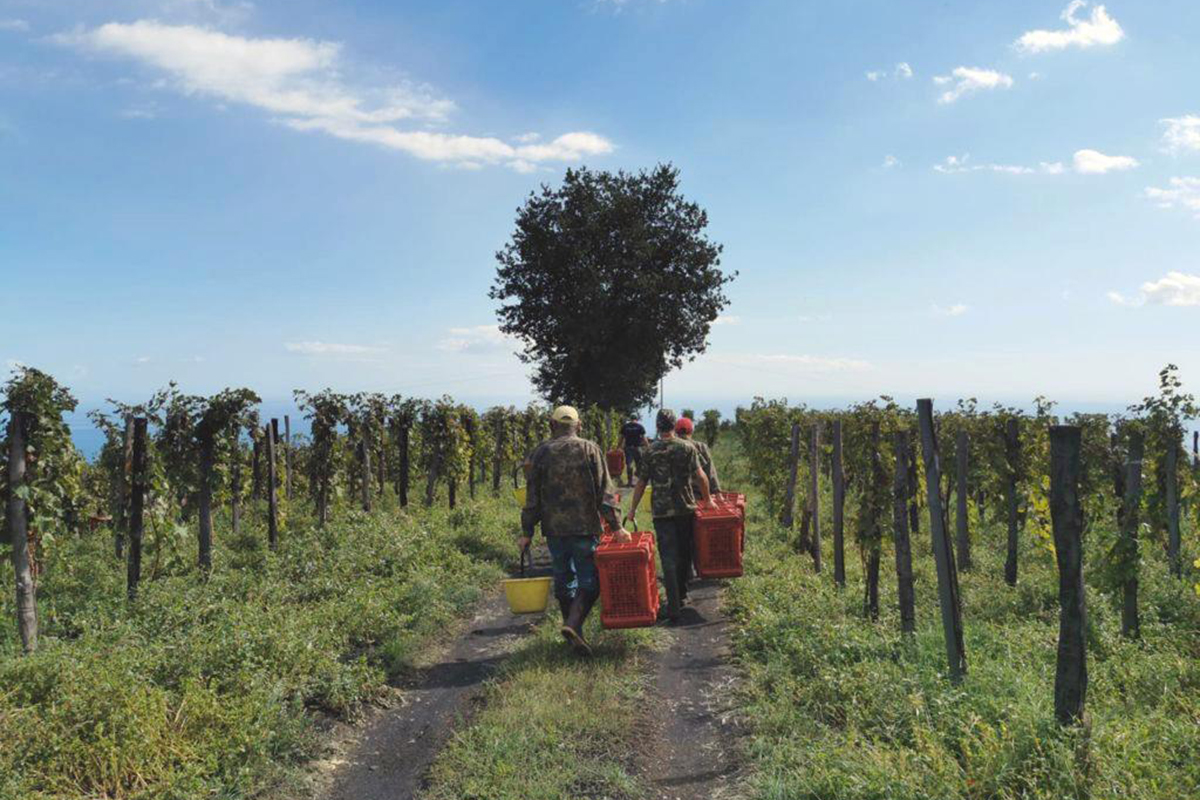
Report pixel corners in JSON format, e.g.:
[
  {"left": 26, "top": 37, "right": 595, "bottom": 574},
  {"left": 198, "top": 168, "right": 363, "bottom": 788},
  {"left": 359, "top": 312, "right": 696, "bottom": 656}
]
[
  {"left": 519, "top": 405, "right": 631, "bottom": 655},
  {"left": 620, "top": 416, "right": 648, "bottom": 487},
  {"left": 675, "top": 416, "right": 720, "bottom": 495},
  {"left": 623, "top": 408, "right": 710, "bottom": 622}
]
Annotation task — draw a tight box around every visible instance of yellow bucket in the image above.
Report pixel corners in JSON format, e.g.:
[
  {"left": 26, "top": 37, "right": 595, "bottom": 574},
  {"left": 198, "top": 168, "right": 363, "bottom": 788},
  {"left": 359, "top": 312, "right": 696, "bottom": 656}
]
[
  {"left": 503, "top": 576, "right": 552, "bottom": 613},
  {"left": 513, "top": 487, "right": 526, "bottom": 507}
]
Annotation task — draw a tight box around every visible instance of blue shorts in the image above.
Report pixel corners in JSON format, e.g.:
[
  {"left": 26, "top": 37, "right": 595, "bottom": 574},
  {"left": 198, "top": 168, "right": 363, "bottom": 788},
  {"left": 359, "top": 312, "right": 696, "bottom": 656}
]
[{"left": 546, "top": 535, "right": 600, "bottom": 598}]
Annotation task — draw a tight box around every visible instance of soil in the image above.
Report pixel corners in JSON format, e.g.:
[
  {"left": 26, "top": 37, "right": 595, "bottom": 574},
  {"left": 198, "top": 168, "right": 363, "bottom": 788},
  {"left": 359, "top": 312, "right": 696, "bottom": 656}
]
[{"left": 641, "top": 577, "right": 742, "bottom": 800}]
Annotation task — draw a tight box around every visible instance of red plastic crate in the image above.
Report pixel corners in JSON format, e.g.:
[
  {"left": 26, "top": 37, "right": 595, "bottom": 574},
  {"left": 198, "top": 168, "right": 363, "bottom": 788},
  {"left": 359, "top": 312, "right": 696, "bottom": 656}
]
[
  {"left": 694, "top": 501, "right": 745, "bottom": 578},
  {"left": 596, "top": 531, "right": 659, "bottom": 629},
  {"left": 605, "top": 449, "right": 626, "bottom": 478}
]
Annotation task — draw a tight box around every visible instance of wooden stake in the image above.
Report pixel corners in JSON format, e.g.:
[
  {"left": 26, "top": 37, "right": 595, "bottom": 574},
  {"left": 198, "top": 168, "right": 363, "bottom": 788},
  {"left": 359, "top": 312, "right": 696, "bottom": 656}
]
[
  {"left": 284, "top": 415, "right": 292, "bottom": 502},
  {"left": 809, "top": 423, "right": 822, "bottom": 572},
  {"left": 1120, "top": 431, "right": 1143, "bottom": 639},
  {"left": 267, "top": 421, "right": 278, "bottom": 550},
  {"left": 832, "top": 419, "right": 846, "bottom": 588},
  {"left": 1166, "top": 433, "right": 1181, "bottom": 577},
  {"left": 127, "top": 417, "right": 147, "bottom": 601},
  {"left": 917, "top": 399, "right": 966, "bottom": 683},
  {"left": 892, "top": 430, "right": 915, "bottom": 634},
  {"left": 1004, "top": 417, "right": 1021, "bottom": 587},
  {"left": 1050, "top": 426, "right": 1087, "bottom": 725},
  {"left": 955, "top": 429, "right": 971, "bottom": 571},
  {"left": 781, "top": 422, "right": 800, "bottom": 529}
]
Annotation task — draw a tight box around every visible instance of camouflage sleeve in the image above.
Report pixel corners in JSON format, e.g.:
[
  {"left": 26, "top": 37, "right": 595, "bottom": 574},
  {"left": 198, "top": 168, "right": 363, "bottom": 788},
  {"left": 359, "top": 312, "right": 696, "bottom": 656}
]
[
  {"left": 706, "top": 447, "right": 721, "bottom": 493},
  {"left": 635, "top": 447, "right": 651, "bottom": 484},
  {"left": 592, "top": 444, "right": 622, "bottom": 528},
  {"left": 520, "top": 447, "right": 542, "bottom": 537}
]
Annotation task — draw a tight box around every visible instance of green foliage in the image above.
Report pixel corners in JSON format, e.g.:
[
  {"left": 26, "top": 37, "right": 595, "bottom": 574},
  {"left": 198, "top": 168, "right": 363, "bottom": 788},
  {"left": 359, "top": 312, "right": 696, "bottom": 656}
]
[
  {"left": 700, "top": 409, "right": 721, "bottom": 447},
  {"left": 0, "top": 492, "right": 518, "bottom": 799},
  {"left": 490, "top": 163, "right": 733, "bottom": 409},
  {"left": 1, "top": 367, "right": 85, "bottom": 547}
]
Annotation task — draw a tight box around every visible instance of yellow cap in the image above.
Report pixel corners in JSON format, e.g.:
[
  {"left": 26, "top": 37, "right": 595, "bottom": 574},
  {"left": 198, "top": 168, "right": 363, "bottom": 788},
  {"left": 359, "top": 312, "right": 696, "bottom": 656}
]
[{"left": 551, "top": 405, "right": 580, "bottom": 423}]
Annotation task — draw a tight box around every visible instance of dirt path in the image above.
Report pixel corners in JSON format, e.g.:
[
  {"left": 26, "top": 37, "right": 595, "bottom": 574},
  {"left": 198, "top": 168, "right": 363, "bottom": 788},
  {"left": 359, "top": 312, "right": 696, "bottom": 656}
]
[
  {"left": 316, "top": 582, "right": 541, "bottom": 800},
  {"left": 643, "top": 577, "right": 741, "bottom": 800}
]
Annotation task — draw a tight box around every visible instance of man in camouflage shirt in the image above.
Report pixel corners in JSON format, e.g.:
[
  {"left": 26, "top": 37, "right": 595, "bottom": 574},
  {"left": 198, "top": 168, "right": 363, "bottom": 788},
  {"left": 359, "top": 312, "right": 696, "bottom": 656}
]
[
  {"left": 520, "top": 405, "right": 630, "bottom": 655},
  {"left": 675, "top": 416, "right": 720, "bottom": 495},
  {"left": 623, "top": 408, "right": 710, "bottom": 622}
]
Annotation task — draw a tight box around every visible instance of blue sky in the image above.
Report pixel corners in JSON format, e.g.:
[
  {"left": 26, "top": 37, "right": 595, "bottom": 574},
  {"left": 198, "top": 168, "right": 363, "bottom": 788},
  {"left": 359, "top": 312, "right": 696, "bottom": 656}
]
[{"left": 4, "top": 0, "right": 1200, "bottom": 420}]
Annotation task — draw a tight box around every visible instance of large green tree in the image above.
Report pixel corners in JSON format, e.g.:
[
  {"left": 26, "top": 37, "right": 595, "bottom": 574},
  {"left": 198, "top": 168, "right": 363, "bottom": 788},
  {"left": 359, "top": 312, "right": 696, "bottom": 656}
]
[{"left": 490, "top": 164, "right": 733, "bottom": 410}]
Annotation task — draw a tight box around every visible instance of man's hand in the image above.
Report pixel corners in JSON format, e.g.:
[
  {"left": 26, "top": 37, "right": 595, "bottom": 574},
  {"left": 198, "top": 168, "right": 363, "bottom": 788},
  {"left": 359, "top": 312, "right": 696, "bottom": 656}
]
[
  {"left": 613, "top": 527, "right": 633, "bottom": 543},
  {"left": 517, "top": 535, "right": 532, "bottom": 553}
]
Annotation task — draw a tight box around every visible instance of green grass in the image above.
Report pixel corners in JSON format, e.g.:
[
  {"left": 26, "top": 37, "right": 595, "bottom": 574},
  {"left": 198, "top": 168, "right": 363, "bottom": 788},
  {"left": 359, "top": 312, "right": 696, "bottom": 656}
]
[
  {"left": 420, "top": 619, "right": 657, "bottom": 800},
  {"left": 0, "top": 491, "right": 518, "bottom": 800},
  {"left": 720, "top": 437, "right": 1200, "bottom": 800}
]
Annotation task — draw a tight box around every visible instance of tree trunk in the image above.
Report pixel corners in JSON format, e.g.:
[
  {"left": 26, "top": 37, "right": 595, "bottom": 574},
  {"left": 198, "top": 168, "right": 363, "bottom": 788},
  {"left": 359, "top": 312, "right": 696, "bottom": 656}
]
[
  {"left": 1050, "top": 426, "right": 1087, "bottom": 726},
  {"left": 267, "top": 421, "right": 279, "bottom": 550},
  {"left": 7, "top": 413, "right": 37, "bottom": 651},
  {"left": 198, "top": 437, "right": 215, "bottom": 570},
  {"left": 1120, "top": 431, "right": 1144, "bottom": 639},
  {"left": 781, "top": 422, "right": 801, "bottom": 528},
  {"left": 809, "top": 423, "right": 822, "bottom": 572},
  {"left": 955, "top": 430, "right": 971, "bottom": 571},
  {"left": 1004, "top": 418, "right": 1021, "bottom": 587},
  {"left": 917, "top": 399, "right": 967, "bottom": 683},
  {"left": 1166, "top": 435, "right": 1181, "bottom": 577},
  {"left": 127, "top": 418, "right": 148, "bottom": 601},
  {"left": 893, "top": 430, "right": 915, "bottom": 634},
  {"left": 832, "top": 420, "right": 846, "bottom": 588}
]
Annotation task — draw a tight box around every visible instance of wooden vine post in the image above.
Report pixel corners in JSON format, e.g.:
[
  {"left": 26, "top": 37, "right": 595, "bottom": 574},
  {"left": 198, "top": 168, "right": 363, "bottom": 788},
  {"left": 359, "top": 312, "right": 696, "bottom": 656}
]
[
  {"left": 1049, "top": 426, "right": 1087, "bottom": 726},
  {"left": 266, "top": 420, "right": 279, "bottom": 550},
  {"left": 955, "top": 429, "right": 971, "bottom": 571},
  {"left": 465, "top": 413, "right": 476, "bottom": 500},
  {"left": 360, "top": 428, "right": 372, "bottom": 513},
  {"left": 832, "top": 419, "right": 846, "bottom": 588},
  {"left": 230, "top": 439, "right": 242, "bottom": 536},
  {"left": 115, "top": 414, "right": 133, "bottom": 558},
  {"left": 127, "top": 417, "right": 147, "bottom": 601},
  {"left": 197, "top": 432, "right": 215, "bottom": 571},
  {"left": 398, "top": 420, "right": 410, "bottom": 507},
  {"left": 1120, "top": 430, "right": 1144, "bottom": 639},
  {"left": 809, "top": 423, "right": 822, "bottom": 572},
  {"left": 284, "top": 415, "right": 292, "bottom": 502},
  {"left": 492, "top": 415, "right": 503, "bottom": 494},
  {"left": 1166, "top": 433, "right": 1181, "bottom": 577},
  {"left": 1003, "top": 417, "right": 1021, "bottom": 586},
  {"left": 7, "top": 412, "right": 37, "bottom": 652},
  {"left": 864, "top": 421, "right": 883, "bottom": 621},
  {"left": 781, "top": 422, "right": 801, "bottom": 529},
  {"left": 917, "top": 399, "right": 966, "bottom": 683},
  {"left": 892, "top": 430, "right": 916, "bottom": 634}
]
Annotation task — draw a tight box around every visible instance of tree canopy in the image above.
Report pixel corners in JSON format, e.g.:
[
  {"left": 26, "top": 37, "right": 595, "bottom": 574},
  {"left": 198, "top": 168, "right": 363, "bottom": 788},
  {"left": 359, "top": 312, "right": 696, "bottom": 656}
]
[{"left": 490, "top": 163, "right": 733, "bottom": 410}]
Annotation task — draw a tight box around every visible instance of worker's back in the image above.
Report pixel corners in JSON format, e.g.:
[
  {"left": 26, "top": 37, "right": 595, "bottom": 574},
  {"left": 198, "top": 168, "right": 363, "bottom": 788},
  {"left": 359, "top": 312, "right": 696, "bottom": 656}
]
[{"left": 527, "top": 433, "right": 607, "bottom": 537}]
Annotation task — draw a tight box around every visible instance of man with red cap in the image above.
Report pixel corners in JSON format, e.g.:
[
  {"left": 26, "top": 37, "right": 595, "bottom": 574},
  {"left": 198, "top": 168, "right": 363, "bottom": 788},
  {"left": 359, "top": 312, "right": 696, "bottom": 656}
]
[{"left": 675, "top": 416, "right": 720, "bottom": 495}]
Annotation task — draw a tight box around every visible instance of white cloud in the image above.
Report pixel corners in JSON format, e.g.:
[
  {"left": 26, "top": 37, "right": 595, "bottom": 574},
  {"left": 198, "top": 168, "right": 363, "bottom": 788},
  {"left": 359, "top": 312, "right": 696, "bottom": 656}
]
[
  {"left": 285, "top": 341, "right": 387, "bottom": 356},
  {"left": 57, "top": 21, "right": 614, "bottom": 170},
  {"left": 866, "top": 62, "right": 914, "bottom": 82},
  {"left": 934, "top": 154, "right": 1063, "bottom": 175},
  {"left": 436, "top": 325, "right": 517, "bottom": 354},
  {"left": 1160, "top": 116, "right": 1200, "bottom": 155},
  {"left": 1072, "top": 148, "right": 1138, "bottom": 174},
  {"left": 1144, "top": 177, "right": 1200, "bottom": 218},
  {"left": 0, "top": 19, "right": 29, "bottom": 32},
  {"left": 883, "top": 154, "right": 901, "bottom": 168},
  {"left": 932, "top": 303, "right": 969, "bottom": 317},
  {"left": 933, "top": 67, "right": 1013, "bottom": 104},
  {"left": 1015, "top": 2, "right": 1124, "bottom": 54},
  {"left": 712, "top": 315, "right": 740, "bottom": 326},
  {"left": 1108, "top": 272, "right": 1200, "bottom": 307},
  {"left": 934, "top": 151, "right": 1135, "bottom": 176}
]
